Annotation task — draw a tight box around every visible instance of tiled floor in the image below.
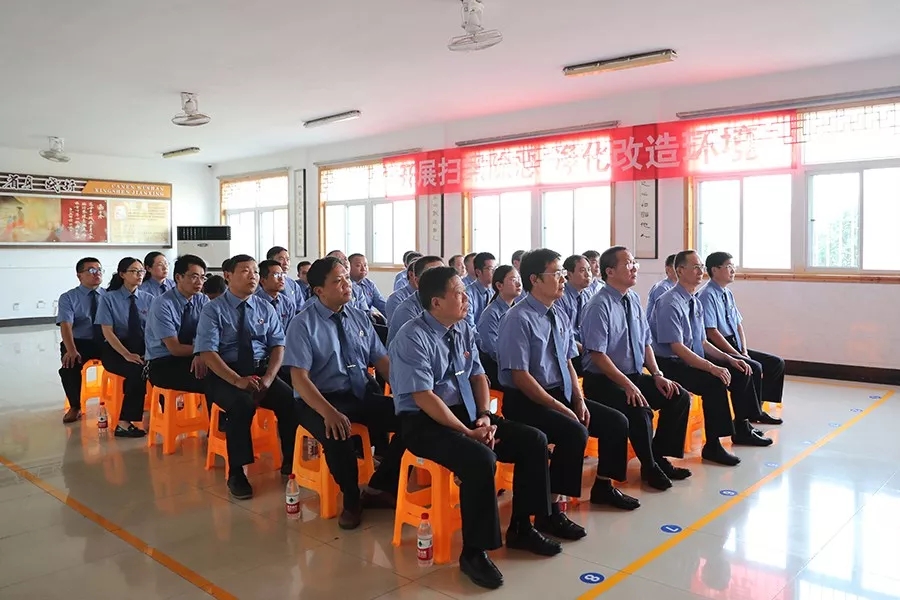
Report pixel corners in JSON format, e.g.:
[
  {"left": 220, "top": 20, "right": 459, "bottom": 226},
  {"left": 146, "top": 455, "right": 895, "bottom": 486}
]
[{"left": 1, "top": 324, "right": 898, "bottom": 599}]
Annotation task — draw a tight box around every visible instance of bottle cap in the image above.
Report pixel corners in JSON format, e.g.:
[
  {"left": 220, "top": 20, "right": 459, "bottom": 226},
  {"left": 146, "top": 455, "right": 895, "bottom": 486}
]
[
  {"left": 100, "top": 402, "right": 105, "bottom": 405},
  {"left": 421, "top": 512, "right": 429, "bottom": 520},
  {"left": 289, "top": 473, "right": 296, "bottom": 479}
]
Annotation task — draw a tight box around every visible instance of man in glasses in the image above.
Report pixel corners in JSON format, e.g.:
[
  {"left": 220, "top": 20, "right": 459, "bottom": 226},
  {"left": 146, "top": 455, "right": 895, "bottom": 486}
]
[
  {"left": 650, "top": 250, "right": 772, "bottom": 467},
  {"left": 57, "top": 257, "right": 106, "bottom": 423},
  {"left": 699, "top": 251, "right": 785, "bottom": 425},
  {"left": 256, "top": 260, "right": 297, "bottom": 330},
  {"left": 266, "top": 246, "right": 306, "bottom": 310},
  {"left": 146, "top": 255, "right": 210, "bottom": 399},
  {"left": 465, "top": 252, "right": 497, "bottom": 331}
]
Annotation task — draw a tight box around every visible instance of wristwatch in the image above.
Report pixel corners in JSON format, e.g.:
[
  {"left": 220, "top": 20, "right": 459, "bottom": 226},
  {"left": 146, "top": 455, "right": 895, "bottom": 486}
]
[
  {"left": 476, "top": 410, "right": 492, "bottom": 419},
  {"left": 651, "top": 370, "right": 664, "bottom": 378}
]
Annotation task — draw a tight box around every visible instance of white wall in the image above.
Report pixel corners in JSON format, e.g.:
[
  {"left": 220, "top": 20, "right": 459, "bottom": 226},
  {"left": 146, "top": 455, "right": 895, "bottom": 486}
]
[
  {"left": 0, "top": 148, "right": 217, "bottom": 320},
  {"left": 211, "top": 56, "right": 900, "bottom": 369}
]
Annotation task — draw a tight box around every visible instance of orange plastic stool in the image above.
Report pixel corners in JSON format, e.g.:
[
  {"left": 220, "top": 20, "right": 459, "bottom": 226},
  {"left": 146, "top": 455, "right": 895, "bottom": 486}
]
[
  {"left": 685, "top": 394, "right": 705, "bottom": 452},
  {"left": 100, "top": 371, "right": 125, "bottom": 424},
  {"left": 206, "top": 404, "right": 231, "bottom": 476},
  {"left": 392, "top": 451, "right": 462, "bottom": 565},
  {"left": 147, "top": 386, "right": 209, "bottom": 454},
  {"left": 251, "top": 407, "right": 282, "bottom": 466},
  {"left": 291, "top": 423, "right": 375, "bottom": 519},
  {"left": 65, "top": 359, "right": 104, "bottom": 412}
]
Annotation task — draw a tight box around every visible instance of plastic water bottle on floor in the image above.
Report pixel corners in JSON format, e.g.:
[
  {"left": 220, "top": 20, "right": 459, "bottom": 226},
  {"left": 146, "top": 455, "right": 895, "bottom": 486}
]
[
  {"left": 558, "top": 495, "right": 568, "bottom": 513},
  {"left": 417, "top": 512, "right": 434, "bottom": 567},
  {"left": 285, "top": 474, "right": 300, "bottom": 519},
  {"left": 97, "top": 402, "right": 108, "bottom": 434}
]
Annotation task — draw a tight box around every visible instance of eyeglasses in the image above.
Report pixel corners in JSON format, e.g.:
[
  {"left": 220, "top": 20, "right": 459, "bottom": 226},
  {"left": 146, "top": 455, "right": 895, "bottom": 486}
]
[
  {"left": 624, "top": 261, "right": 641, "bottom": 271},
  {"left": 186, "top": 274, "right": 208, "bottom": 283},
  {"left": 270, "top": 273, "right": 286, "bottom": 280},
  {"left": 126, "top": 269, "right": 147, "bottom": 276},
  {"left": 682, "top": 265, "right": 704, "bottom": 273},
  {"left": 720, "top": 263, "right": 737, "bottom": 272},
  {"left": 79, "top": 267, "right": 104, "bottom": 275},
  {"left": 540, "top": 270, "right": 567, "bottom": 280}
]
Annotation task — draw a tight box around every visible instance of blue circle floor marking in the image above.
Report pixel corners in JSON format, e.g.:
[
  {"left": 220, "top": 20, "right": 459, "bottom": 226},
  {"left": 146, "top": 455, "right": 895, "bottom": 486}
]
[
  {"left": 719, "top": 489, "right": 738, "bottom": 497},
  {"left": 579, "top": 572, "right": 605, "bottom": 584},
  {"left": 660, "top": 524, "right": 683, "bottom": 534},
  {"left": 850, "top": 408, "right": 863, "bottom": 413}
]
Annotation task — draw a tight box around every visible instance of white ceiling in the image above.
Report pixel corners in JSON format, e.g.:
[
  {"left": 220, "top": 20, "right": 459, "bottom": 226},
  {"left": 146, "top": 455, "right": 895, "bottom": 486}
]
[{"left": 3, "top": 0, "right": 900, "bottom": 164}]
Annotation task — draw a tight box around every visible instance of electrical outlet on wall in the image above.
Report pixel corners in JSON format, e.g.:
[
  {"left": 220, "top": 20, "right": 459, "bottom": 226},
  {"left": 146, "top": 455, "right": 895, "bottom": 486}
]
[
  {"left": 37, "top": 300, "right": 46, "bottom": 309},
  {"left": 12, "top": 303, "right": 19, "bottom": 311}
]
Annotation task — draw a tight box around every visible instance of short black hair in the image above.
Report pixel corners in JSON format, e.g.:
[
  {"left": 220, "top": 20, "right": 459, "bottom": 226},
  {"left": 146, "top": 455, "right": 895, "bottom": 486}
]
[
  {"left": 474, "top": 252, "right": 496, "bottom": 272},
  {"left": 582, "top": 249, "right": 601, "bottom": 261},
  {"left": 674, "top": 250, "right": 698, "bottom": 270},
  {"left": 266, "top": 246, "right": 288, "bottom": 260},
  {"left": 599, "top": 246, "right": 628, "bottom": 282},
  {"left": 511, "top": 250, "right": 525, "bottom": 264},
  {"left": 418, "top": 266, "right": 459, "bottom": 312},
  {"left": 705, "top": 251, "right": 734, "bottom": 273},
  {"left": 202, "top": 274, "right": 226, "bottom": 296},
  {"left": 76, "top": 257, "right": 100, "bottom": 272},
  {"left": 173, "top": 254, "right": 207, "bottom": 277},
  {"left": 449, "top": 254, "right": 463, "bottom": 265},
  {"left": 464, "top": 252, "right": 476, "bottom": 263},
  {"left": 258, "top": 259, "right": 282, "bottom": 279},
  {"left": 402, "top": 250, "right": 416, "bottom": 264},
  {"left": 413, "top": 255, "right": 443, "bottom": 278},
  {"left": 296, "top": 260, "right": 311, "bottom": 274},
  {"left": 226, "top": 254, "right": 255, "bottom": 273},
  {"left": 307, "top": 256, "right": 343, "bottom": 289},
  {"left": 562, "top": 254, "right": 587, "bottom": 273},
  {"left": 143, "top": 251, "right": 165, "bottom": 270},
  {"left": 348, "top": 253, "right": 365, "bottom": 263},
  {"left": 665, "top": 253, "right": 677, "bottom": 268},
  {"left": 519, "top": 248, "right": 561, "bottom": 292},
  {"left": 404, "top": 252, "right": 422, "bottom": 266}
]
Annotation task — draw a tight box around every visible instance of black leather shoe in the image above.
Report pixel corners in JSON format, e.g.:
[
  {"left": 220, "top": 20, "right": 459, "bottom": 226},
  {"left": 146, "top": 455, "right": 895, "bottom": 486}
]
[
  {"left": 750, "top": 412, "right": 783, "bottom": 425},
  {"left": 534, "top": 512, "right": 587, "bottom": 540},
  {"left": 227, "top": 474, "right": 253, "bottom": 500},
  {"left": 732, "top": 429, "right": 774, "bottom": 447},
  {"left": 641, "top": 465, "right": 673, "bottom": 490},
  {"left": 114, "top": 423, "right": 147, "bottom": 438},
  {"left": 338, "top": 504, "right": 362, "bottom": 529},
  {"left": 360, "top": 489, "right": 396, "bottom": 510},
  {"left": 658, "top": 457, "right": 692, "bottom": 480},
  {"left": 459, "top": 551, "right": 503, "bottom": 589},
  {"left": 701, "top": 442, "right": 741, "bottom": 466},
  {"left": 506, "top": 524, "right": 563, "bottom": 556},
  {"left": 589, "top": 481, "right": 640, "bottom": 510}
]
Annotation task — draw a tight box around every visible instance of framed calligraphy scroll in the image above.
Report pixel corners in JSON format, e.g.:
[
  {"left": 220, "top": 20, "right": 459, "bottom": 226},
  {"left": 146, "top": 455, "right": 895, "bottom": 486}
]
[
  {"left": 293, "top": 168, "right": 307, "bottom": 257},
  {"left": 635, "top": 179, "right": 658, "bottom": 259}
]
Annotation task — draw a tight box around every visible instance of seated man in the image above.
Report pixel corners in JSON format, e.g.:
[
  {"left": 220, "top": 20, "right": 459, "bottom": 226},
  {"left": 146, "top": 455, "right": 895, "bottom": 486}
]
[
  {"left": 295, "top": 260, "right": 312, "bottom": 301},
  {"left": 646, "top": 253, "right": 677, "bottom": 324},
  {"left": 393, "top": 251, "right": 421, "bottom": 292},
  {"left": 699, "top": 252, "right": 785, "bottom": 425},
  {"left": 476, "top": 265, "right": 521, "bottom": 388},
  {"left": 580, "top": 246, "right": 692, "bottom": 491},
  {"left": 195, "top": 254, "right": 300, "bottom": 500},
  {"left": 555, "top": 254, "right": 595, "bottom": 376},
  {"left": 464, "top": 252, "right": 496, "bottom": 330},
  {"left": 386, "top": 255, "right": 443, "bottom": 345},
  {"left": 266, "top": 246, "right": 306, "bottom": 310},
  {"left": 391, "top": 266, "right": 564, "bottom": 590},
  {"left": 256, "top": 259, "right": 297, "bottom": 331},
  {"left": 284, "top": 256, "right": 404, "bottom": 530},
  {"left": 651, "top": 250, "right": 772, "bottom": 467},
  {"left": 348, "top": 253, "right": 388, "bottom": 317},
  {"left": 449, "top": 254, "right": 466, "bottom": 278},
  {"left": 202, "top": 274, "right": 227, "bottom": 301},
  {"left": 57, "top": 257, "right": 106, "bottom": 423},
  {"left": 582, "top": 249, "right": 604, "bottom": 295},
  {"left": 498, "top": 248, "right": 637, "bottom": 515},
  {"left": 385, "top": 259, "right": 417, "bottom": 323},
  {"left": 146, "top": 254, "right": 210, "bottom": 399}
]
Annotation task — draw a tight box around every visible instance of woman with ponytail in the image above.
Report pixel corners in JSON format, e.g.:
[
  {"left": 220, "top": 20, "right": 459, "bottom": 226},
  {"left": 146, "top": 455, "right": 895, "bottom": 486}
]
[
  {"left": 95, "top": 257, "right": 153, "bottom": 437},
  {"left": 476, "top": 264, "right": 522, "bottom": 389}
]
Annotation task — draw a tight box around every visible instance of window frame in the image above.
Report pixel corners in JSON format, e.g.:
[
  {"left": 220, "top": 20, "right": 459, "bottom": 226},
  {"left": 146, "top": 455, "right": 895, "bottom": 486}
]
[{"left": 219, "top": 171, "right": 290, "bottom": 261}]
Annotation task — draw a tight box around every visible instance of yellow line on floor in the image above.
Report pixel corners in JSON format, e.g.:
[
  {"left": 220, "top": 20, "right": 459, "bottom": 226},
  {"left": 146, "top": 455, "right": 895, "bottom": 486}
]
[
  {"left": 576, "top": 388, "right": 894, "bottom": 600},
  {"left": 0, "top": 454, "right": 237, "bottom": 600}
]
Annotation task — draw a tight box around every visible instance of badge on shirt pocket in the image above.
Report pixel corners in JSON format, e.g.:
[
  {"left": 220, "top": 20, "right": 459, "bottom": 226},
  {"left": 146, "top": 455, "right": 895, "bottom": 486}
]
[
  {"left": 258, "top": 318, "right": 265, "bottom": 325},
  {"left": 359, "top": 330, "right": 364, "bottom": 337},
  {"left": 463, "top": 351, "right": 470, "bottom": 359}
]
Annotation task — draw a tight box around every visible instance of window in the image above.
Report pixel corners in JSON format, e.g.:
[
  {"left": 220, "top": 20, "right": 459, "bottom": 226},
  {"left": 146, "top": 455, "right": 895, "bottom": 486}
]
[
  {"left": 220, "top": 173, "right": 289, "bottom": 260},
  {"left": 320, "top": 160, "right": 416, "bottom": 265},
  {"left": 542, "top": 186, "right": 612, "bottom": 257}
]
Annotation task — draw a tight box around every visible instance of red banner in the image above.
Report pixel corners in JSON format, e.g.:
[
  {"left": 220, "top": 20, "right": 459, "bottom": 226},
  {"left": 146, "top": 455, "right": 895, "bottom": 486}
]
[{"left": 59, "top": 198, "right": 107, "bottom": 242}]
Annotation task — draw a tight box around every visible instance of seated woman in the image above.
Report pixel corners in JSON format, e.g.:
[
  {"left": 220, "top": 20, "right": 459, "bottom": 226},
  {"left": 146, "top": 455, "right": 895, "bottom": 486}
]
[
  {"left": 95, "top": 257, "right": 152, "bottom": 438},
  {"left": 476, "top": 265, "right": 522, "bottom": 390}
]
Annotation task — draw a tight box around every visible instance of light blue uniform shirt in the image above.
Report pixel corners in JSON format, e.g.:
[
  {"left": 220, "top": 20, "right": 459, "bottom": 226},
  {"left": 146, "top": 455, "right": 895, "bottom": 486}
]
[
  {"left": 651, "top": 284, "right": 705, "bottom": 358},
  {"left": 465, "top": 280, "right": 493, "bottom": 330},
  {"left": 145, "top": 289, "right": 209, "bottom": 360},
  {"left": 392, "top": 269, "right": 408, "bottom": 292},
  {"left": 280, "top": 277, "right": 306, "bottom": 311},
  {"left": 462, "top": 274, "right": 476, "bottom": 287},
  {"left": 57, "top": 285, "right": 106, "bottom": 340},
  {"left": 555, "top": 282, "right": 593, "bottom": 343},
  {"left": 697, "top": 280, "right": 743, "bottom": 349},
  {"left": 295, "top": 279, "right": 311, "bottom": 302},
  {"left": 476, "top": 298, "right": 511, "bottom": 362},
  {"left": 390, "top": 312, "right": 485, "bottom": 414},
  {"left": 646, "top": 278, "right": 675, "bottom": 324},
  {"left": 581, "top": 285, "right": 650, "bottom": 375},
  {"left": 387, "top": 291, "right": 423, "bottom": 345},
  {"left": 497, "top": 294, "right": 577, "bottom": 390},
  {"left": 283, "top": 299, "right": 387, "bottom": 395},
  {"left": 194, "top": 290, "right": 285, "bottom": 362},
  {"left": 95, "top": 286, "right": 153, "bottom": 341},
  {"left": 385, "top": 284, "right": 415, "bottom": 323},
  {"left": 354, "top": 278, "right": 387, "bottom": 314},
  {"left": 255, "top": 287, "right": 296, "bottom": 332},
  {"left": 587, "top": 279, "right": 604, "bottom": 295},
  {"left": 140, "top": 277, "right": 176, "bottom": 298}
]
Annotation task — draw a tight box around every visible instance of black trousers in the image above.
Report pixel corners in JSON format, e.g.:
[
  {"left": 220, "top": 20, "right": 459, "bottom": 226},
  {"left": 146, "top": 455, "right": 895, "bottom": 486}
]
[
  {"left": 401, "top": 405, "right": 551, "bottom": 552},
  {"left": 101, "top": 346, "right": 146, "bottom": 422},
  {"left": 724, "top": 336, "right": 786, "bottom": 404},
  {"left": 582, "top": 372, "right": 690, "bottom": 466},
  {"left": 59, "top": 339, "right": 102, "bottom": 411},
  {"left": 205, "top": 368, "right": 299, "bottom": 476},
  {"left": 502, "top": 386, "right": 628, "bottom": 494},
  {"left": 296, "top": 390, "right": 405, "bottom": 505},
  {"left": 478, "top": 352, "right": 500, "bottom": 391}
]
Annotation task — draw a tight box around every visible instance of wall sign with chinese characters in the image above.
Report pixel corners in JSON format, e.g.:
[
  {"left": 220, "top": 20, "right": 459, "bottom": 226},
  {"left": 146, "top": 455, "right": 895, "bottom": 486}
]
[
  {"left": 634, "top": 180, "right": 658, "bottom": 260},
  {"left": 0, "top": 172, "right": 172, "bottom": 246},
  {"left": 294, "top": 168, "right": 307, "bottom": 257}
]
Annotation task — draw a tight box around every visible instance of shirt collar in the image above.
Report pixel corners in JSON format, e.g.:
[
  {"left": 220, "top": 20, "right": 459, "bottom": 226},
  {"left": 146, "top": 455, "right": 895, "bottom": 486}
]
[
  {"left": 673, "top": 283, "right": 696, "bottom": 302},
  {"left": 706, "top": 280, "right": 727, "bottom": 294},
  {"left": 523, "top": 293, "right": 553, "bottom": 314},
  {"left": 311, "top": 297, "right": 347, "bottom": 320},
  {"left": 600, "top": 284, "right": 628, "bottom": 301},
  {"left": 224, "top": 289, "right": 254, "bottom": 309},
  {"left": 421, "top": 310, "right": 460, "bottom": 338}
]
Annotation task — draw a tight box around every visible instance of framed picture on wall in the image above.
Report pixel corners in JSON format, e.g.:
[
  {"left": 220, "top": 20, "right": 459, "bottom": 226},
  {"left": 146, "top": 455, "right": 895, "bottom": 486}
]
[
  {"left": 294, "top": 168, "right": 307, "bottom": 257},
  {"left": 635, "top": 179, "right": 658, "bottom": 259}
]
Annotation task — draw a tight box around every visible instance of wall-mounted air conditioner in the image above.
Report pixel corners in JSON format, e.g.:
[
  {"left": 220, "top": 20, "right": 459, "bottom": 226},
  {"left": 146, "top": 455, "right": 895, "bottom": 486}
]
[{"left": 177, "top": 226, "right": 232, "bottom": 272}]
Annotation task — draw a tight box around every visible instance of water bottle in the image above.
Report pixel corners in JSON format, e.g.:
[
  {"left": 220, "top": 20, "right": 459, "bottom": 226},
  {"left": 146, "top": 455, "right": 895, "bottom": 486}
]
[
  {"left": 285, "top": 474, "right": 300, "bottom": 519},
  {"left": 417, "top": 512, "right": 434, "bottom": 567},
  {"left": 98, "top": 402, "right": 108, "bottom": 433},
  {"left": 558, "top": 495, "right": 568, "bottom": 513}
]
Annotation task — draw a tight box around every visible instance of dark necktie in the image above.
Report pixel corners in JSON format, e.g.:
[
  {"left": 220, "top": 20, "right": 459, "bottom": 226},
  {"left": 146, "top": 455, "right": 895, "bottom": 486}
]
[
  {"left": 127, "top": 294, "right": 145, "bottom": 355},
  {"left": 331, "top": 312, "right": 369, "bottom": 399},
  {"left": 445, "top": 330, "right": 477, "bottom": 422},
  {"left": 547, "top": 308, "right": 573, "bottom": 401},
  {"left": 89, "top": 290, "right": 102, "bottom": 342},
  {"left": 160, "top": 283, "right": 167, "bottom": 294},
  {"left": 723, "top": 291, "right": 741, "bottom": 351},
  {"left": 575, "top": 292, "right": 585, "bottom": 328},
  {"left": 177, "top": 298, "right": 198, "bottom": 344},
  {"left": 621, "top": 294, "right": 642, "bottom": 374},
  {"left": 236, "top": 301, "right": 255, "bottom": 376},
  {"left": 688, "top": 297, "right": 704, "bottom": 355}
]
